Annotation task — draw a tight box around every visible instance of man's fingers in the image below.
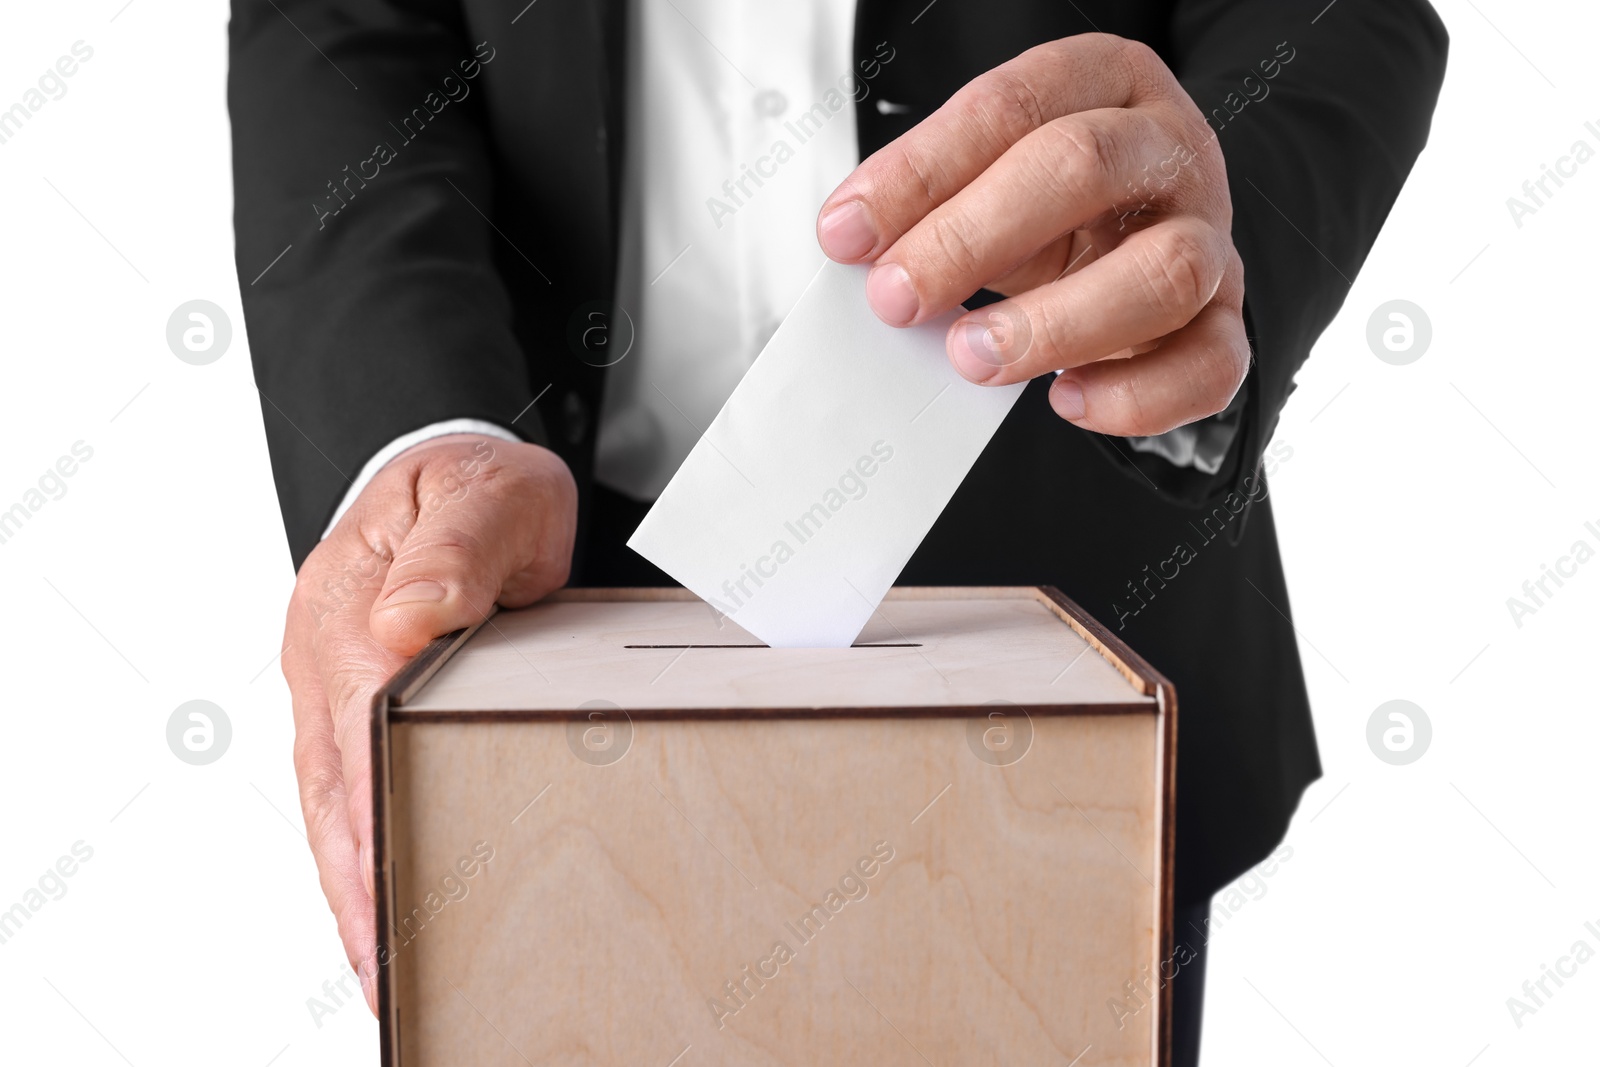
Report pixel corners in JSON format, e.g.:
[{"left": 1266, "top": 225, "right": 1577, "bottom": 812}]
[
  {"left": 293, "top": 541, "right": 399, "bottom": 1011},
  {"left": 284, "top": 642, "right": 379, "bottom": 1012},
  {"left": 945, "top": 216, "right": 1233, "bottom": 384},
  {"left": 289, "top": 508, "right": 407, "bottom": 953},
  {"left": 369, "top": 440, "right": 576, "bottom": 657},
  {"left": 295, "top": 719, "right": 378, "bottom": 978},
  {"left": 863, "top": 107, "right": 1168, "bottom": 326},
  {"left": 1047, "top": 302, "right": 1251, "bottom": 437},
  {"left": 305, "top": 557, "right": 404, "bottom": 911},
  {"left": 818, "top": 34, "right": 1158, "bottom": 262},
  {"left": 284, "top": 532, "right": 391, "bottom": 1017}
]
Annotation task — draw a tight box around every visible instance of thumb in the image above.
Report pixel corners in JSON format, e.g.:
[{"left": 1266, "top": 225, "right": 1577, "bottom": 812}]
[{"left": 368, "top": 441, "right": 575, "bottom": 656}]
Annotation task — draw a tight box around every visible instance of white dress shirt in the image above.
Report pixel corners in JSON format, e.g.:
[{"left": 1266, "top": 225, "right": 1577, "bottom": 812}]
[
  {"left": 323, "top": 0, "right": 1234, "bottom": 536},
  {"left": 594, "top": 0, "right": 860, "bottom": 500}
]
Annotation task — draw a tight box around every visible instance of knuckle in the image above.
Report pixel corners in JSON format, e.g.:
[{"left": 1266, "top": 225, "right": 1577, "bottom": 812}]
[
  {"left": 350, "top": 497, "right": 412, "bottom": 561},
  {"left": 1121, "top": 401, "right": 1163, "bottom": 439},
  {"left": 1109, "top": 37, "right": 1168, "bottom": 97},
  {"left": 1027, "top": 300, "right": 1076, "bottom": 371},
  {"left": 1116, "top": 37, "right": 1161, "bottom": 74},
  {"left": 967, "top": 67, "right": 1048, "bottom": 142},
  {"left": 889, "top": 140, "right": 943, "bottom": 211},
  {"left": 924, "top": 214, "right": 987, "bottom": 283},
  {"left": 421, "top": 448, "right": 506, "bottom": 508},
  {"left": 1096, "top": 369, "right": 1160, "bottom": 437},
  {"left": 1040, "top": 116, "right": 1120, "bottom": 187},
  {"left": 1138, "top": 228, "right": 1216, "bottom": 318}
]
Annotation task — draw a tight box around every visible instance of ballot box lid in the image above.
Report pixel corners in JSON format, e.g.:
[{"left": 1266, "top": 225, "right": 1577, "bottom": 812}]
[{"left": 390, "top": 586, "right": 1164, "bottom": 715}]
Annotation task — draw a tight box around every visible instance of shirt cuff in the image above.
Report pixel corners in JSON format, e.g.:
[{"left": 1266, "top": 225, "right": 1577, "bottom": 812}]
[{"left": 321, "top": 419, "right": 525, "bottom": 540}]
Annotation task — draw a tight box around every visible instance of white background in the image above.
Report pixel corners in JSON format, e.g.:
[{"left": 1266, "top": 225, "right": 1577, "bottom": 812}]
[{"left": 0, "top": 1, "right": 1595, "bottom": 1064}]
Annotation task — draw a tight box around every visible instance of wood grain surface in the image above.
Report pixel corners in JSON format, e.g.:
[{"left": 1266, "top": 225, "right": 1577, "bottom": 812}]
[{"left": 387, "top": 715, "right": 1159, "bottom": 1066}]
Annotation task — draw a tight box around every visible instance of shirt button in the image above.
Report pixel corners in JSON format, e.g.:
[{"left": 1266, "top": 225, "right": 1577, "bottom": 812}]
[{"left": 753, "top": 89, "right": 787, "bottom": 118}]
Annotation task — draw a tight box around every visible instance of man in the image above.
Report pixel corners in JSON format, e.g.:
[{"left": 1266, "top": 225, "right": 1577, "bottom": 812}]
[{"left": 229, "top": 1, "right": 1446, "bottom": 1060}]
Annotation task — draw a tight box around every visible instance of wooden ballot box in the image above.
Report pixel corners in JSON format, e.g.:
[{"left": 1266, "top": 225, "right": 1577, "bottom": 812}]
[{"left": 373, "top": 587, "right": 1176, "bottom": 1067}]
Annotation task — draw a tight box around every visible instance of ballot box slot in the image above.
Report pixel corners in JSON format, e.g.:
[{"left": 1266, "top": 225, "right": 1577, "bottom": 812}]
[{"left": 622, "top": 642, "right": 921, "bottom": 649}]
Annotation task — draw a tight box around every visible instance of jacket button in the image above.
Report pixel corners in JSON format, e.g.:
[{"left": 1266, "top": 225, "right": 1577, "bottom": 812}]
[{"left": 562, "top": 390, "right": 590, "bottom": 444}]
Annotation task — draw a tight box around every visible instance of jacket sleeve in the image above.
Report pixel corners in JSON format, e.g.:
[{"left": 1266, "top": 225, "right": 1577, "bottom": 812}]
[
  {"left": 228, "top": 0, "right": 547, "bottom": 568},
  {"left": 1101, "top": 0, "right": 1448, "bottom": 511}
]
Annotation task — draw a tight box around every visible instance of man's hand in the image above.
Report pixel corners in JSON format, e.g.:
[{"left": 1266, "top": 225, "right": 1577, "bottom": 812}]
[
  {"left": 818, "top": 34, "right": 1248, "bottom": 437},
  {"left": 280, "top": 434, "right": 576, "bottom": 1014}
]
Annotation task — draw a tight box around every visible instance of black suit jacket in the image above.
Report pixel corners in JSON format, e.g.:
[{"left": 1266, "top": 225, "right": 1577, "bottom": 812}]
[{"left": 228, "top": 0, "right": 1446, "bottom": 903}]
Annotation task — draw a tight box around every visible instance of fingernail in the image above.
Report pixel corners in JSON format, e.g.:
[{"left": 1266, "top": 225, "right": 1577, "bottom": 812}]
[
  {"left": 951, "top": 322, "right": 1003, "bottom": 382},
  {"left": 866, "top": 263, "right": 919, "bottom": 326},
  {"left": 381, "top": 580, "right": 447, "bottom": 607},
  {"left": 818, "top": 200, "right": 877, "bottom": 261},
  {"left": 361, "top": 842, "right": 376, "bottom": 899},
  {"left": 1053, "top": 377, "right": 1086, "bottom": 420}
]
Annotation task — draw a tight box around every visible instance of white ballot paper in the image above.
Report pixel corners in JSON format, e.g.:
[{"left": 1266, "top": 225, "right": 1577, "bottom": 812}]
[{"left": 628, "top": 261, "right": 1026, "bottom": 647}]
